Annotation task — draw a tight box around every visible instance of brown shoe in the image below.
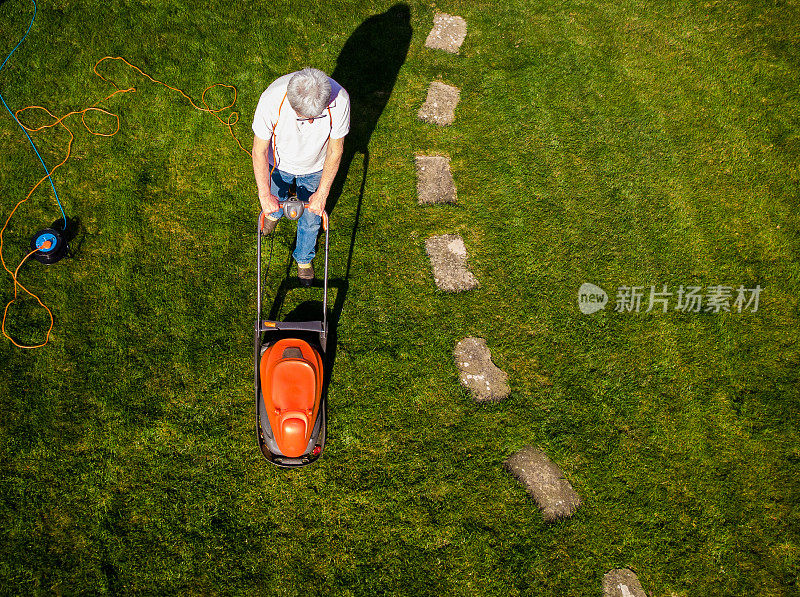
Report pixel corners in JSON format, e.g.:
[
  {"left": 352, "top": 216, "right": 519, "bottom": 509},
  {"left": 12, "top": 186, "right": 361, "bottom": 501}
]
[
  {"left": 298, "top": 263, "right": 314, "bottom": 287},
  {"left": 261, "top": 216, "right": 278, "bottom": 235}
]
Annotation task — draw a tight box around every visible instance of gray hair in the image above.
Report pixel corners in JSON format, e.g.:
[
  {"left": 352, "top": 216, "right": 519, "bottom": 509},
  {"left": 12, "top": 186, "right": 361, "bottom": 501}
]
[{"left": 286, "top": 68, "right": 331, "bottom": 118}]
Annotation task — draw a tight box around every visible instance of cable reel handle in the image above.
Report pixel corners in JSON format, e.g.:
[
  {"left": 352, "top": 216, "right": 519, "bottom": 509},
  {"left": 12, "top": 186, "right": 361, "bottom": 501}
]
[
  {"left": 258, "top": 205, "right": 328, "bottom": 231},
  {"left": 281, "top": 199, "right": 305, "bottom": 221},
  {"left": 279, "top": 200, "right": 328, "bottom": 231}
]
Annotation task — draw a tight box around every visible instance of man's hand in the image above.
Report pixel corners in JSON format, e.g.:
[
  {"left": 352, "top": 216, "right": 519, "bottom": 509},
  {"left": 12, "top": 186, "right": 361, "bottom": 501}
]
[
  {"left": 307, "top": 189, "right": 328, "bottom": 216},
  {"left": 260, "top": 192, "right": 280, "bottom": 215}
]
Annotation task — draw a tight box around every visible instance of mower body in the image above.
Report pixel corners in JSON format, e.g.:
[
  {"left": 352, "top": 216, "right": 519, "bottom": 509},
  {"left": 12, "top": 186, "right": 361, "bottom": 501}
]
[{"left": 256, "top": 337, "right": 326, "bottom": 466}]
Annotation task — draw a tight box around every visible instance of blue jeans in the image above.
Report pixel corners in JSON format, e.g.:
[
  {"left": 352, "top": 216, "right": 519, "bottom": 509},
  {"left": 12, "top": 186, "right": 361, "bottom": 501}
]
[{"left": 268, "top": 167, "right": 323, "bottom": 265}]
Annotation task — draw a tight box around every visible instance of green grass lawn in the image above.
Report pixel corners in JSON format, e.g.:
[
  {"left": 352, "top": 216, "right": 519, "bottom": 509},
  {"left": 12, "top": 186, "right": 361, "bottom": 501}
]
[{"left": 1, "top": 0, "right": 799, "bottom": 594}]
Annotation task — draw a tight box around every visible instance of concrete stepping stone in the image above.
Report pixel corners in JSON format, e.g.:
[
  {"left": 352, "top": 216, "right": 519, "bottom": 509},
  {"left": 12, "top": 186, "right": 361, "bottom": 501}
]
[
  {"left": 504, "top": 446, "right": 581, "bottom": 522},
  {"left": 425, "top": 234, "right": 478, "bottom": 292},
  {"left": 454, "top": 337, "right": 510, "bottom": 402},
  {"left": 603, "top": 569, "right": 647, "bottom": 597},
  {"left": 415, "top": 155, "right": 457, "bottom": 204},
  {"left": 425, "top": 13, "right": 467, "bottom": 53},
  {"left": 418, "top": 81, "right": 460, "bottom": 126}
]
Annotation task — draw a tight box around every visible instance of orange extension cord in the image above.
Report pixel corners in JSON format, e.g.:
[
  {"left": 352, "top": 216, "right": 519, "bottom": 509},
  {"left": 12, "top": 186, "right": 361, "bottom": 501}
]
[{"left": 2, "top": 56, "right": 250, "bottom": 348}]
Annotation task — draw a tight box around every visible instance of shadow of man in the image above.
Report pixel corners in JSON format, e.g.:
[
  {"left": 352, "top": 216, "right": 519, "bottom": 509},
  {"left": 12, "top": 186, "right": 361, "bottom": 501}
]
[
  {"left": 328, "top": 4, "right": 412, "bottom": 221},
  {"left": 314, "top": 3, "right": 412, "bottom": 388}
]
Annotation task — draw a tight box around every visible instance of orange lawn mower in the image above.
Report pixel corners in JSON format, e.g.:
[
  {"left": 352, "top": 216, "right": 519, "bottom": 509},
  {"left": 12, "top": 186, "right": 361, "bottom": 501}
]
[{"left": 254, "top": 198, "right": 329, "bottom": 467}]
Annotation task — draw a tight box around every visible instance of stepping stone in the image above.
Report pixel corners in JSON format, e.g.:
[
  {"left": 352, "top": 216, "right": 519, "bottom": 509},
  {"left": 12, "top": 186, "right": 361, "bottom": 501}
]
[
  {"left": 415, "top": 155, "right": 457, "bottom": 204},
  {"left": 454, "top": 337, "right": 510, "bottom": 402},
  {"left": 603, "top": 569, "right": 647, "bottom": 597},
  {"left": 425, "top": 234, "right": 478, "bottom": 292},
  {"left": 504, "top": 447, "right": 581, "bottom": 522},
  {"left": 417, "top": 81, "right": 460, "bottom": 126},
  {"left": 425, "top": 13, "right": 468, "bottom": 53}
]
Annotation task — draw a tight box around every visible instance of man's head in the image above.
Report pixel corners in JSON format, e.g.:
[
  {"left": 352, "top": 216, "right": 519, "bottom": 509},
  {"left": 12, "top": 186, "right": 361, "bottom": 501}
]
[{"left": 287, "top": 68, "right": 332, "bottom": 119}]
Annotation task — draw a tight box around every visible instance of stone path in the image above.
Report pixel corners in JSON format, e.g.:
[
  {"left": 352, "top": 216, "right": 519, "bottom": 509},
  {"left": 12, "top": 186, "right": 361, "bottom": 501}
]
[
  {"left": 418, "top": 81, "right": 460, "bottom": 126},
  {"left": 425, "top": 234, "right": 478, "bottom": 292},
  {"left": 603, "top": 569, "right": 647, "bottom": 597},
  {"left": 419, "top": 17, "right": 470, "bottom": 291},
  {"left": 504, "top": 446, "right": 582, "bottom": 522},
  {"left": 414, "top": 9, "right": 656, "bottom": 591},
  {"left": 415, "top": 10, "right": 657, "bottom": 591},
  {"left": 424, "top": 13, "right": 468, "bottom": 54},
  {"left": 454, "top": 337, "right": 510, "bottom": 402},
  {"left": 415, "top": 155, "right": 456, "bottom": 204}
]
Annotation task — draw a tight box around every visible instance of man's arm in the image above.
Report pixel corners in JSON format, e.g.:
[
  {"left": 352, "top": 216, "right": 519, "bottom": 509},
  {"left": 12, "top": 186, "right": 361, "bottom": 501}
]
[
  {"left": 252, "top": 135, "right": 279, "bottom": 215},
  {"left": 307, "top": 136, "right": 344, "bottom": 216}
]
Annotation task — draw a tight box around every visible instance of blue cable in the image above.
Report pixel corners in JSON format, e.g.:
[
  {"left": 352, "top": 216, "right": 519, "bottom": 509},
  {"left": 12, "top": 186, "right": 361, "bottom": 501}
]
[{"left": 0, "top": 0, "right": 67, "bottom": 229}]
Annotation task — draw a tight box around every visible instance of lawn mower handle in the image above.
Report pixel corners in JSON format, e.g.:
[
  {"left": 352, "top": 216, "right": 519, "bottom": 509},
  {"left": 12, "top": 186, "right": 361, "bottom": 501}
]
[
  {"left": 255, "top": 207, "right": 330, "bottom": 348},
  {"left": 258, "top": 202, "right": 329, "bottom": 231}
]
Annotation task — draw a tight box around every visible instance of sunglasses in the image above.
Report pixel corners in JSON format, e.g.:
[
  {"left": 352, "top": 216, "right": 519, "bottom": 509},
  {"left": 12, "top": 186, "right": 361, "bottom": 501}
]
[
  {"left": 296, "top": 100, "right": 335, "bottom": 123},
  {"left": 296, "top": 112, "right": 330, "bottom": 123}
]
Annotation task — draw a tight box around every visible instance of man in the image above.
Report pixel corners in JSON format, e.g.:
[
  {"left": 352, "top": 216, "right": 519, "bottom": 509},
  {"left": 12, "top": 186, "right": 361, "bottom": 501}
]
[{"left": 252, "top": 67, "right": 350, "bottom": 285}]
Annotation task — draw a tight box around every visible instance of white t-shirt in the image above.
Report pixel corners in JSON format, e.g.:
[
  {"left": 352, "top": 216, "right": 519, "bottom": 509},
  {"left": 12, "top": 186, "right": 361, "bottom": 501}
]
[{"left": 252, "top": 73, "right": 350, "bottom": 175}]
